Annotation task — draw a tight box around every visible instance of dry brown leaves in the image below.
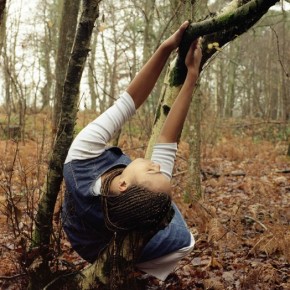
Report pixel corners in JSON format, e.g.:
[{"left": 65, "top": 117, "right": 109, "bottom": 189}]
[{"left": 0, "top": 121, "right": 289, "bottom": 289}]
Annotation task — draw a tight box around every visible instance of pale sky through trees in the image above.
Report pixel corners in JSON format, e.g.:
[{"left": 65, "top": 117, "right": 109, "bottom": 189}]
[{"left": 0, "top": 0, "right": 289, "bottom": 112}]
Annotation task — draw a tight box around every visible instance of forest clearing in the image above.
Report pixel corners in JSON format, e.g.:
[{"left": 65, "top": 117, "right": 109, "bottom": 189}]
[{"left": 0, "top": 112, "right": 289, "bottom": 289}]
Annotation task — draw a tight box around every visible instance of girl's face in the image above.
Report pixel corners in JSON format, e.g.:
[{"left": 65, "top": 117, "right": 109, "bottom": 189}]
[{"left": 120, "top": 158, "right": 171, "bottom": 194}]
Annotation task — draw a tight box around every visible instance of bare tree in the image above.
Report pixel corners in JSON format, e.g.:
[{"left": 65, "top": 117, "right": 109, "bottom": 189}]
[
  {"left": 87, "top": 30, "right": 99, "bottom": 111},
  {"left": 28, "top": 1, "right": 100, "bottom": 289},
  {"left": 52, "top": 0, "right": 81, "bottom": 132},
  {"left": 37, "top": 0, "right": 60, "bottom": 110}
]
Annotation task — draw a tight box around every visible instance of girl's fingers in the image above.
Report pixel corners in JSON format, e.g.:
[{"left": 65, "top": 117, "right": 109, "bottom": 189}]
[
  {"left": 185, "top": 38, "right": 202, "bottom": 67},
  {"left": 181, "top": 20, "right": 190, "bottom": 29}
]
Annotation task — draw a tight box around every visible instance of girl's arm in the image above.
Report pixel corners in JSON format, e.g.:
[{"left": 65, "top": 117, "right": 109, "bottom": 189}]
[
  {"left": 127, "top": 21, "right": 189, "bottom": 109},
  {"left": 157, "top": 40, "right": 202, "bottom": 143},
  {"left": 65, "top": 22, "right": 192, "bottom": 163},
  {"left": 65, "top": 92, "right": 135, "bottom": 162}
]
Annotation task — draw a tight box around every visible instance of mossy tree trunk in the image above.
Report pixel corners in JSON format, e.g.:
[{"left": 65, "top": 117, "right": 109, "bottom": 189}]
[
  {"left": 29, "top": 1, "right": 101, "bottom": 289},
  {"left": 146, "top": 0, "right": 279, "bottom": 201}
]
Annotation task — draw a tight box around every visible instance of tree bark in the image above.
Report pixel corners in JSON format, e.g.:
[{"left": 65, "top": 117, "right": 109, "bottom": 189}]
[
  {"left": 52, "top": 0, "right": 81, "bottom": 132},
  {"left": 225, "top": 44, "right": 240, "bottom": 118},
  {"left": 42, "top": 223, "right": 171, "bottom": 290},
  {"left": 88, "top": 31, "right": 98, "bottom": 111},
  {"left": 0, "top": 0, "right": 6, "bottom": 26},
  {"left": 172, "top": 0, "right": 279, "bottom": 86}
]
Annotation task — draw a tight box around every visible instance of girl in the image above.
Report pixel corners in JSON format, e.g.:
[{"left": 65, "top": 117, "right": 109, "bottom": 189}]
[{"left": 62, "top": 21, "right": 202, "bottom": 282}]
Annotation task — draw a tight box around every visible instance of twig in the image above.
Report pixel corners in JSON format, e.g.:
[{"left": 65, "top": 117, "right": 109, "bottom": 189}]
[
  {"left": 0, "top": 273, "right": 27, "bottom": 280},
  {"left": 270, "top": 26, "right": 289, "bottom": 78},
  {"left": 154, "top": 2, "right": 182, "bottom": 50},
  {"left": 173, "top": 170, "right": 188, "bottom": 177},
  {"left": 244, "top": 215, "right": 268, "bottom": 231},
  {"left": 42, "top": 271, "right": 81, "bottom": 290},
  {"left": 174, "top": 202, "right": 244, "bottom": 273},
  {"left": 202, "top": 170, "right": 246, "bottom": 179},
  {"left": 247, "top": 235, "right": 267, "bottom": 257},
  {"left": 275, "top": 169, "right": 290, "bottom": 174},
  {"left": 215, "top": 120, "right": 288, "bottom": 129}
]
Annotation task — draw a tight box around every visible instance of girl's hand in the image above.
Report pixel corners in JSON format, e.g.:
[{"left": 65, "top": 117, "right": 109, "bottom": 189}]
[
  {"left": 185, "top": 38, "right": 202, "bottom": 78},
  {"left": 162, "top": 21, "right": 189, "bottom": 51}
]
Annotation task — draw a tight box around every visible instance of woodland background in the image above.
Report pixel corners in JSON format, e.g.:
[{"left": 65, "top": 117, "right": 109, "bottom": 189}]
[{"left": 0, "top": 0, "right": 289, "bottom": 289}]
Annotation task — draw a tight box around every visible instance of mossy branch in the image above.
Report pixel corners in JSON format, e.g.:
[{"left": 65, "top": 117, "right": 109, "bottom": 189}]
[{"left": 170, "top": 0, "right": 279, "bottom": 86}]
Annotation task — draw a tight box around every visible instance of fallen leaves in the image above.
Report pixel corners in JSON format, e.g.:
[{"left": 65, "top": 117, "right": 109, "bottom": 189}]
[{"left": 0, "top": 129, "right": 289, "bottom": 289}]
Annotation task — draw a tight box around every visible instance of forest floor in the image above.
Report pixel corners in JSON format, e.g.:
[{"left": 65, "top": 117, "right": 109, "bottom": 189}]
[{"left": 0, "top": 112, "right": 289, "bottom": 290}]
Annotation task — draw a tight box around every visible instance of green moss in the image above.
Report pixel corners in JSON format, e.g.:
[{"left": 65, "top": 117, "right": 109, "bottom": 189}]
[{"left": 169, "top": 64, "right": 187, "bottom": 87}]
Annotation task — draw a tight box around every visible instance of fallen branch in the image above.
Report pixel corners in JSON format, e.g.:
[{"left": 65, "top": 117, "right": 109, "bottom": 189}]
[
  {"left": 201, "top": 169, "right": 246, "bottom": 179},
  {"left": 244, "top": 215, "right": 268, "bottom": 231},
  {"left": 275, "top": 169, "right": 290, "bottom": 174},
  {"left": 0, "top": 273, "right": 27, "bottom": 280},
  {"left": 216, "top": 120, "right": 289, "bottom": 128}
]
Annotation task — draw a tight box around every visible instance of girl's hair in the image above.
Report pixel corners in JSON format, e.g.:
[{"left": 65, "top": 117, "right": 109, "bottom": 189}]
[
  {"left": 101, "top": 167, "right": 172, "bottom": 232},
  {"left": 100, "top": 167, "right": 174, "bottom": 288}
]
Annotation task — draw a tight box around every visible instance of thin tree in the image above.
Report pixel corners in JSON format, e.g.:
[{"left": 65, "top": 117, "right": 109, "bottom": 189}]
[
  {"left": 28, "top": 1, "right": 100, "bottom": 289},
  {"left": 52, "top": 0, "right": 81, "bottom": 132}
]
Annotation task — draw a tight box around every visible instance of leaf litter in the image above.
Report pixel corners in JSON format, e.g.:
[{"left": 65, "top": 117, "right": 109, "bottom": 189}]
[{"left": 0, "top": 132, "right": 289, "bottom": 289}]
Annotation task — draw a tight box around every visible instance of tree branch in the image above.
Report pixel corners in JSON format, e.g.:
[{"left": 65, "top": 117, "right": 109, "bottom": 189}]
[
  {"left": 170, "top": 0, "right": 279, "bottom": 86},
  {"left": 0, "top": 0, "right": 6, "bottom": 26}
]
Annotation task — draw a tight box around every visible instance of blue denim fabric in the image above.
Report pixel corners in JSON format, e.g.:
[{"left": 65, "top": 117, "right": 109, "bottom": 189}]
[
  {"left": 138, "top": 202, "right": 191, "bottom": 262},
  {"left": 62, "top": 147, "right": 131, "bottom": 262},
  {"left": 62, "top": 147, "right": 191, "bottom": 263}
]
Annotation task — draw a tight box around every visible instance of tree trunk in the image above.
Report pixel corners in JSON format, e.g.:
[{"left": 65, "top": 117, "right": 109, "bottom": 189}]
[
  {"left": 52, "top": 0, "right": 81, "bottom": 132},
  {"left": 142, "top": 0, "right": 155, "bottom": 65},
  {"left": 0, "top": 0, "right": 5, "bottom": 52},
  {"left": 185, "top": 87, "right": 202, "bottom": 200},
  {"left": 145, "top": 0, "right": 279, "bottom": 185},
  {"left": 225, "top": 44, "right": 240, "bottom": 118},
  {"left": 88, "top": 31, "right": 98, "bottom": 111},
  {"left": 29, "top": 1, "right": 100, "bottom": 289},
  {"left": 0, "top": 0, "right": 6, "bottom": 26},
  {"left": 44, "top": 224, "right": 171, "bottom": 290}
]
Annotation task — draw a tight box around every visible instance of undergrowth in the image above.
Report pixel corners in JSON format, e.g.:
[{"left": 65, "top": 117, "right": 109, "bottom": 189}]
[{"left": 0, "top": 111, "right": 289, "bottom": 289}]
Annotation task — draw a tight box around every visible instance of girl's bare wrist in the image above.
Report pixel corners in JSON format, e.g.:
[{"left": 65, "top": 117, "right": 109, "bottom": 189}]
[
  {"left": 186, "top": 70, "right": 199, "bottom": 81},
  {"left": 160, "top": 40, "right": 176, "bottom": 54}
]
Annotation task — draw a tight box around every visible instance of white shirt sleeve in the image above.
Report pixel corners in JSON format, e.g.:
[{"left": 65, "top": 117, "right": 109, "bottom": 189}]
[
  {"left": 65, "top": 91, "right": 136, "bottom": 163},
  {"left": 151, "top": 143, "right": 177, "bottom": 180},
  {"left": 136, "top": 233, "right": 195, "bottom": 281}
]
